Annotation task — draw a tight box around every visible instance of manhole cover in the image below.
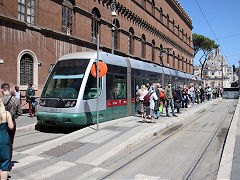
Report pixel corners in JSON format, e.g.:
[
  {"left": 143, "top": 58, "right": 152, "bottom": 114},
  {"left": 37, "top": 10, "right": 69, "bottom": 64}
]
[{"left": 42, "top": 142, "right": 85, "bottom": 157}]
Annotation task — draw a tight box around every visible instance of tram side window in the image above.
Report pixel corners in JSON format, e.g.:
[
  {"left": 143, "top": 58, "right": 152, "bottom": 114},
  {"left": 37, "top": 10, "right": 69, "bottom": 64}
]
[
  {"left": 83, "top": 73, "right": 102, "bottom": 100},
  {"left": 107, "top": 74, "right": 127, "bottom": 100}
]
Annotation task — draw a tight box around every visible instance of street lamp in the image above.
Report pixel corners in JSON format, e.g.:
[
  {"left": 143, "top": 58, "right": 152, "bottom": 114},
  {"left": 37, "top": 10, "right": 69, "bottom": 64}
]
[
  {"left": 111, "top": 0, "right": 117, "bottom": 54},
  {"left": 159, "top": 48, "right": 172, "bottom": 66}
]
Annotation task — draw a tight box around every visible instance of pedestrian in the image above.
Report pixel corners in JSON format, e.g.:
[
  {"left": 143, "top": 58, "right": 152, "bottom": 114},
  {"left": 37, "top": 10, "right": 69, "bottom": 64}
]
[
  {"left": 14, "top": 86, "right": 21, "bottom": 100},
  {"left": 0, "top": 99, "right": 14, "bottom": 180},
  {"left": 136, "top": 85, "right": 148, "bottom": 118},
  {"left": 164, "top": 81, "right": 177, "bottom": 117},
  {"left": 154, "top": 83, "right": 161, "bottom": 119},
  {"left": 199, "top": 86, "right": 204, "bottom": 103},
  {"left": 148, "top": 86, "right": 158, "bottom": 123},
  {"left": 1, "top": 83, "right": 22, "bottom": 161},
  {"left": 26, "top": 84, "right": 36, "bottom": 117},
  {"left": 158, "top": 84, "right": 165, "bottom": 114},
  {"left": 189, "top": 84, "right": 195, "bottom": 105},
  {"left": 174, "top": 85, "right": 183, "bottom": 113}
]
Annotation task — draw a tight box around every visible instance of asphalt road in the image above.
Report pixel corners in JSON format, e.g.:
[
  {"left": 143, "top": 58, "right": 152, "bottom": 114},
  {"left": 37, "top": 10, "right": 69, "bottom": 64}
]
[{"left": 102, "top": 99, "right": 238, "bottom": 180}]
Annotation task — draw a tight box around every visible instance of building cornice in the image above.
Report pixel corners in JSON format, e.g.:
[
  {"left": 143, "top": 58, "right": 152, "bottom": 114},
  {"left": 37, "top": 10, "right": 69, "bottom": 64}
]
[{"left": 165, "top": 0, "right": 193, "bottom": 29}]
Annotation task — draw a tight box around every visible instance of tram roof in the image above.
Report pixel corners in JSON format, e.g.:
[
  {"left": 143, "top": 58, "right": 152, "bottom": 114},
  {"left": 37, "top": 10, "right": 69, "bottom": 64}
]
[
  {"left": 58, "top": 52, "right": 128, "bottom": 67},
  {"left": 128, "top": 58, "right": 163, "bottom": 73}
]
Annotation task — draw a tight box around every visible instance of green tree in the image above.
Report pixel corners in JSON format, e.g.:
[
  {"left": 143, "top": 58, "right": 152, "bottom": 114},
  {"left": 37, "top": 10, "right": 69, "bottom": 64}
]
[{"left": 192, "top": 33, "right": 219, "bottom": 78}]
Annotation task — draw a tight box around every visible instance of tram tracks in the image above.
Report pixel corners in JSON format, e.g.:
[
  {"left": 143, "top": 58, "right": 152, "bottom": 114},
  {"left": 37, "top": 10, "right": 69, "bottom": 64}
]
[{"left": 99, "top": 100, "right": 237, "bottom": 180}]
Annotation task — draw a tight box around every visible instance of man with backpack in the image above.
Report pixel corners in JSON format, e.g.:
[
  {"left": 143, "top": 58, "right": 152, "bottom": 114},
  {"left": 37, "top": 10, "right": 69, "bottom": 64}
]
[
  {"left": 1, "top": 83, "right": 22, "bottom": 160},
  {"left": 164, "top": 81, "right": 178, "bottom": 117}
]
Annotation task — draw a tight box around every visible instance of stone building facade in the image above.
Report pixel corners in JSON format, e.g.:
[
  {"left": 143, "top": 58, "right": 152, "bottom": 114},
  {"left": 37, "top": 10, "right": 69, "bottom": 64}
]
[
  {"left": 194, "top": 49, "right": 233, "bottom": 88},
  {"left": 0, "top": 0, "right": 194, "bottom": 96}
]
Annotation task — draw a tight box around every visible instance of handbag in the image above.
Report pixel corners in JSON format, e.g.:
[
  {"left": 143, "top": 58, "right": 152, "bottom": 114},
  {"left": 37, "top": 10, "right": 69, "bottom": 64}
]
[
  {"left": 32, "top": 100, "right": 38, "bottom": 108},
  {"left": 154, "top": 100, "right": 160, "bottom": 111},
  {"left": 160, "top": 91, "right": 164, "bottom": 99},
  {"left": 159, "top": 104, "right": 163, "bottom": 113}
]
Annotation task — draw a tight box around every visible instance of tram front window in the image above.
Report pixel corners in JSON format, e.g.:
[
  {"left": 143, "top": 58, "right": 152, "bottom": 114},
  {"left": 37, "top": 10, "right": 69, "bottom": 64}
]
[{"left": 42, "top": 59, "right": 90, "bottom": 99}]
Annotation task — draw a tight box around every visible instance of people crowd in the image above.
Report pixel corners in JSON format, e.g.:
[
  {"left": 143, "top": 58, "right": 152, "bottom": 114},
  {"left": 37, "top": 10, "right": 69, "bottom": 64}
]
[{"left": 136, "top": 82, "right": 222, "bottom": 123}]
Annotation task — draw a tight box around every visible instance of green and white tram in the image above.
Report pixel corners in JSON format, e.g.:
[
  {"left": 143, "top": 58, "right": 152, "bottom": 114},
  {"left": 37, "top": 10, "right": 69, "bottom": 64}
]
[{"left": 37, "top": 52, "right": 201, "bottom": 127}]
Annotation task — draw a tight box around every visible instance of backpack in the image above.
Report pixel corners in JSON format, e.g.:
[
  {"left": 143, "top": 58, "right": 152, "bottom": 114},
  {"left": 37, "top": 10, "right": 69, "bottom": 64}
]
[
  {"left": 159, "top": 91, "right": 164, "bottom": 99},
  {"left": 143, "top": 93, "right": 151, "bottom": 106}
]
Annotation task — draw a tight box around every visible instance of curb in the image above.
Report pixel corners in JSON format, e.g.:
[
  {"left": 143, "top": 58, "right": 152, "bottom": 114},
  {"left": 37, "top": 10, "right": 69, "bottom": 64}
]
[
  {"left": 216, "top": 98, "right": 240, "bottom": 180},
  {"left": 16, "top": 124, "right": 36, "bottom": 134}
]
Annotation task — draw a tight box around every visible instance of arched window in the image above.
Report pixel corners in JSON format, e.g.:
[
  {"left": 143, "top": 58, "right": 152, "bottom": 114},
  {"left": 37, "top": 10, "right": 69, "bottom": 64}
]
[
  {"left": 62, "top": 0, "right": 73, "bottom": 35},
  {"left": 152, "top": 40, "right": 155, "bottom": 61},
  {"left": 160, "top": 44, "right": 163, "bottom": 65},
  {"left": 173, "top": 20, "right": 175, "bottom": 33},
  {"left": 113, "top": 18, "right": 120, "bottom": 51},
  {"left": 159, "top": 8, "right": 163, "bottom": 22},
  {"left": 20, "top": 54, "right": 33, "bottom": 85},
  {"left": 186, "top": 59, "right": 188, "bottom": 73},
  {"left": 167, "top": 14, "right": 169, "bottom": 28},
  {"left": 141, "top": 34, "right": 146, "bottom": 59},
  {"left": 177, "top": 54, "right": 180, "bottom": 70},
  {"left": 129, "top": 27, "right": 134, "bottom": 55},
  {"left": 182, "top": 56, "right": 184, "bottom": 71},
  {"left": 177, "top": 25, "right": 180, "bottom": 37},
  {"left": 142, "top": 0, "right": 146, "bottom": 8},
  {"left": 91, "top": 7, "right": 101, "bottom": 43},
  {"left": 152, "top": 0, "right": 155, "bottom": 15},
  {"left": 173, "top": 51, "right": 175, "bottom": 69}
]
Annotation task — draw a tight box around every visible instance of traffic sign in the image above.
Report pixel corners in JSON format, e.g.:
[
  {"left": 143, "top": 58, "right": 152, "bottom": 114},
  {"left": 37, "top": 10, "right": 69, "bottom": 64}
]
[{"left": 91, "top": 61, "right": 108, "bottom": 78}]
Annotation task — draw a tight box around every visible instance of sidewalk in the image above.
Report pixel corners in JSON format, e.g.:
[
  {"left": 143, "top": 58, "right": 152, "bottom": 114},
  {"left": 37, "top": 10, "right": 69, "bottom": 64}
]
[
  {"left": 217, "top": 97, "right": 240, "bottom": 180},
  {"left": 11, "top": 99, "right": 222, "bottom": 179},
  {"left": 15, "top": 114, "right": 37, "bottom": 135}
]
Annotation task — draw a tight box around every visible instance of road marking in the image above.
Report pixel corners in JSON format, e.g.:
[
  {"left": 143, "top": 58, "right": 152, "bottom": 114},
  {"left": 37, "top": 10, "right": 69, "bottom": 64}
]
[
  {"left": 73, "top": 167, "right": 109, "bottom": 180},
  {"left": 13, "top": 156, "right": 45, "bottom": 170},
  {"left": 134, "top": 173, "right": 163, "bottom": 180},
  {"left": 28, "top": 161, "right": 75, "bottom": 179},
  {"left": 79, "top": 130, "right": 119, "bottom": 144}
]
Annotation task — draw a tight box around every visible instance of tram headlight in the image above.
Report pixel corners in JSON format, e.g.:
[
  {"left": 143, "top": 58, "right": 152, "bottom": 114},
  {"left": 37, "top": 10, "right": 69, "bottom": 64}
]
[{"left": 65, "top": 101, "right": 71, "bottom": 107}]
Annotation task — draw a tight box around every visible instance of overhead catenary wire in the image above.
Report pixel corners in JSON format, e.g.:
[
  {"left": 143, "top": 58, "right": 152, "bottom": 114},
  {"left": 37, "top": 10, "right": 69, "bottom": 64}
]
[{"left": 194, "top": 0, "right": 228, "bottom": 61}]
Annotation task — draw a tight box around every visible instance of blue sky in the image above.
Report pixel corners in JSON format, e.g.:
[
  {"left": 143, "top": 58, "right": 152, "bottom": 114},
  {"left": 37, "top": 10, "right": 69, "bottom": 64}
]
[{"left": 178, "top": 0, "right": 240, "bottom": 67}]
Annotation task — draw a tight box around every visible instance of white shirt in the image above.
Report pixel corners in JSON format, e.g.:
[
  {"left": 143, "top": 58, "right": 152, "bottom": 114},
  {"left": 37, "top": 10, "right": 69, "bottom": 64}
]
[
  {"left": 14, "top": 90, "right": 20, "bottom": 100},
  {"left": 149, "top": 92, "right": 158, "bottom": 110}
]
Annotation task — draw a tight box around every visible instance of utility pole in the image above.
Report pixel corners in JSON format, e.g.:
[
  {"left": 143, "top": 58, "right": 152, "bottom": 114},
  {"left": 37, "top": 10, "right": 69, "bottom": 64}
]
[
  {"left": 239, "top": 60, "right": 240, "bottom": 89},
  {"left": 111, "top": 0, "right": 117, "bottom": 54},
  {"left": 221, "top": 56, "right": 224, "bottom": 89}
]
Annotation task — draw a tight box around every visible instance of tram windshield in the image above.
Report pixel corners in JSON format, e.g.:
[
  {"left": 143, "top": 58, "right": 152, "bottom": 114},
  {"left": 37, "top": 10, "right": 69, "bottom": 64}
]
[{"left": 41, "top": 59, "right": 90, "bottom": 99}]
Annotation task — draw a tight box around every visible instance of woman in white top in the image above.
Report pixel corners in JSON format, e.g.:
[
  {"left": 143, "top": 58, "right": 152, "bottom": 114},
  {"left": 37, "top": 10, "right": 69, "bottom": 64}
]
[
  {"left": 143, "top": 86, "right": 158, "bottom": 123},
  {"left": 136, "top": 85, "right": 148, "bottom": 117}
]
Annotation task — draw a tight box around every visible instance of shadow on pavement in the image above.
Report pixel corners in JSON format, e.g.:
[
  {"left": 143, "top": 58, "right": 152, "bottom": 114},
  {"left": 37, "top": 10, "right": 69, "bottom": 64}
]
[{"left": 35, "top": 123, "right": 87, "bottom": 134}]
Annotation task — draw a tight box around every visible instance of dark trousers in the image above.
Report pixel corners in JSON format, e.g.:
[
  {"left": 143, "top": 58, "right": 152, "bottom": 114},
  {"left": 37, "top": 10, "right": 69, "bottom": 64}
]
[{"left": 8, "top": 120, "right": 16, "bottom": 161}]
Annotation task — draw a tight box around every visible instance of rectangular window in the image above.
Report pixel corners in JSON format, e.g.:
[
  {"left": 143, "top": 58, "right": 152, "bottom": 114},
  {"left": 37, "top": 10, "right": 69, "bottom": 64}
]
[
  {"left": 18, "top": 0, "right": 35, "bottom": 24},
  {"left": 107, "top": 74, "right": 127, "bottom": 100},
  {"left": 18, "top": 0, "right": 26, "bottom": 22},
  {"left": 62, "top": 5, "right": 73, "bottom": 35}
]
